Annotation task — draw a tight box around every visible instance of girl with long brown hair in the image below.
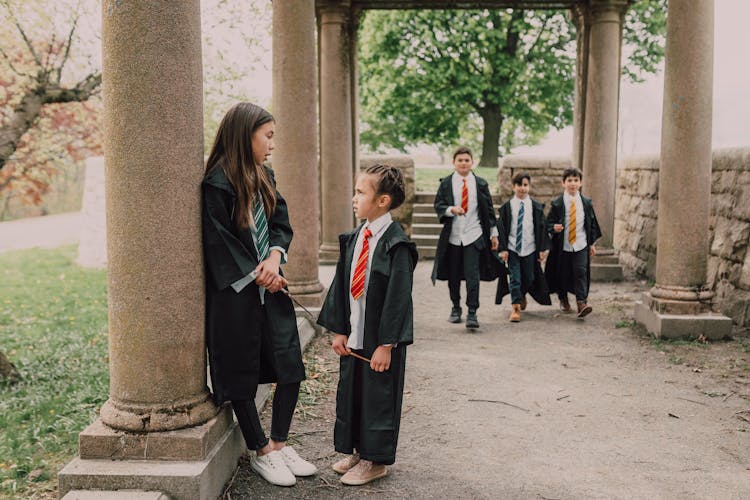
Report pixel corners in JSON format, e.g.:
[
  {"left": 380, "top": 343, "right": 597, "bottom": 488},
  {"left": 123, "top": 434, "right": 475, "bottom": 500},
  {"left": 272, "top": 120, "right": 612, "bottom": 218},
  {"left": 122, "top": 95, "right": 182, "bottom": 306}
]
[{"left": 202, "top": 102, "right": 316, "bottom": 486}]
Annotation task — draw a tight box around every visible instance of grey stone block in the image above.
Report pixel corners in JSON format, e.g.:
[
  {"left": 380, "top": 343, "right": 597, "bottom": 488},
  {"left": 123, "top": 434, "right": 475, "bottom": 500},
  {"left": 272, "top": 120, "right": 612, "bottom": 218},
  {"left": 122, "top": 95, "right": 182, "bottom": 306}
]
[
  {"left": 63, "top": 490, "right": 171, "bottom": 500},
  {"left": 634, "top": 300, "right": 733, "bottom": 340},
  {"left": 591, "top": 263, "right": 624, "bottom": 282}
]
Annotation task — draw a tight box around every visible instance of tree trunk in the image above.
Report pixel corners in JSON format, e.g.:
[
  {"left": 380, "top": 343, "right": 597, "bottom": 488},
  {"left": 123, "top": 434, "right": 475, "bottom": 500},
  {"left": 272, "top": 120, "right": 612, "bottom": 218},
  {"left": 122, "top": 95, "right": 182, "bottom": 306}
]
[
  {"left": 478, "top": 107, "right": 503, "bottom": 168},
  {"left": 0, "top": 90, "right": 44, "bottom": 172},
  {"left": 0, "top": 350, "right": 21, "bottom": 384}
]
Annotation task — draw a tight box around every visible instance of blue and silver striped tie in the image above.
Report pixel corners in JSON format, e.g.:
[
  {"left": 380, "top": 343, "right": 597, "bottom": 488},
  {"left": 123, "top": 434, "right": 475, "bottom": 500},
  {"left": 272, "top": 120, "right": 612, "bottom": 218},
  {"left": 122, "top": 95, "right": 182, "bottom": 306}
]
[{"left": 515, "top": 202, "right": 524, "bottom": 253}]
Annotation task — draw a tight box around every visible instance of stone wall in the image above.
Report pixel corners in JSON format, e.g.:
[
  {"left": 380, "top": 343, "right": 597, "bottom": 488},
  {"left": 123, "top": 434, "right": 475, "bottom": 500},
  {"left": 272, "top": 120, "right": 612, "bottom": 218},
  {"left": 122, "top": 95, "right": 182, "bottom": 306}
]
[
  {"left": 615, "top": 148, "right": 750, "bottom": 327},
  {"left": 359, "top": 155, "right": 415, "bottom": 237},
  {"left": 498, "top": 155, "right": 571, "bottom": 209}
]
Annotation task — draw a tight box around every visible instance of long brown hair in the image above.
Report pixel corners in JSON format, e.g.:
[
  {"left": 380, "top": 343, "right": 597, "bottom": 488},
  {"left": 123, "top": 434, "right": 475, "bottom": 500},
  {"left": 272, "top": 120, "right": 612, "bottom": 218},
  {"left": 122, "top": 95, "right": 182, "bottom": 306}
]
[{"left": 205, "top": 102, "right": 277, "bottom": 230}]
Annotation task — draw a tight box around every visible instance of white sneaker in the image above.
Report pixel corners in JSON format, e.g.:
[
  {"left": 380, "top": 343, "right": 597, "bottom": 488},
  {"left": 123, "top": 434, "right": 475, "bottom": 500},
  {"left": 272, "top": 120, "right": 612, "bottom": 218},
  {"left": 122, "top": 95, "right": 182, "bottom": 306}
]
[
  {"left": 250, "top": 450, "right": 296, "bottom": 486},
  {"left": 279, "top": 446, "right": 318, "bottom": 476}
]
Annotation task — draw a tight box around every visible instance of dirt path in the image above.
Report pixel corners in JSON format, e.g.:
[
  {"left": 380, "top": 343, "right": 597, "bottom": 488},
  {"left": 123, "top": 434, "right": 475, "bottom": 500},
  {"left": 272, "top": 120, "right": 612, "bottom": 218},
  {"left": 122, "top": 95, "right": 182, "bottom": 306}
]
[{"left": 227, "top": 262, "right": 750, "bottom": 499}]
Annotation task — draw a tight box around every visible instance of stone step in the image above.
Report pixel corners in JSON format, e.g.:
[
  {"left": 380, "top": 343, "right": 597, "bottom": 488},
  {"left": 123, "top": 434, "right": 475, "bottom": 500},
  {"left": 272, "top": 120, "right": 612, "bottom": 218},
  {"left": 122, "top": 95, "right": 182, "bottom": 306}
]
[
  {"left": 412, "top": 223, "right": 443, "bottom": 236},
  {"left": 413, "top": 212, "right": 438, "bottom": 222},
  {"left": 413, "top": 203, "right": 435, "bottom": 214},
  {"left": 410, "top": 234, "right": 440, "bottom": 247},
  {"left": 417, "top": 246, "right": 436, "bottom": 259},
  {"left": 593, "top": 254, "right": 620, "bottom": 265},
  {"left": 590, "top": 263, "right": 624, "bottom": 282},
  {"left": 63, "top": 491, "right": 170, "bottom": 500}
]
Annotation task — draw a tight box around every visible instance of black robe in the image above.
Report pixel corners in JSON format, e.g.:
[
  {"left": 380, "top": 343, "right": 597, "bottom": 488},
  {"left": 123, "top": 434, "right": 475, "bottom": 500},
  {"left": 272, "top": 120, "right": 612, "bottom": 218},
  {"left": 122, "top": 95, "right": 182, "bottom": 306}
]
[
  {"left": 495, "top": 198, "right": 552, "bottom": 305},
  {"left": 317, "top": 221, "right": 418, "bottom": 465},
  {"left": 545, "top": 193, "right": 603, "bottom": 295},
  {"left": 431, "top": 173, "right": 503, "bottom": 284},
  {"left": 202, "top": 165, "right": 305, "bottom": 406}
]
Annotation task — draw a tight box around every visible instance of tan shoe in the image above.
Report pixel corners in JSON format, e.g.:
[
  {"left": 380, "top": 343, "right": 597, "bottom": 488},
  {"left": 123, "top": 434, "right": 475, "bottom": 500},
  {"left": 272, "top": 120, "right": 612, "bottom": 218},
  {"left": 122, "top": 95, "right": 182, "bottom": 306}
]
[
  {"left": 520, "top": 296, "right": 528, "bottom": 311},
  {"left": 559, "top": 296, "right": 572, "bottom": 313},
  {"left": 332, "top": 453, "right": 360, "bottom": 474},
  {"left": 509, "top": 304, "right": 521, "bottom": 322},
  {"left": 340, "top": 459, "right": 387, "bottom": 486},
  {"left": 577, "top": 301, "right": 592, "bottom": 318}
]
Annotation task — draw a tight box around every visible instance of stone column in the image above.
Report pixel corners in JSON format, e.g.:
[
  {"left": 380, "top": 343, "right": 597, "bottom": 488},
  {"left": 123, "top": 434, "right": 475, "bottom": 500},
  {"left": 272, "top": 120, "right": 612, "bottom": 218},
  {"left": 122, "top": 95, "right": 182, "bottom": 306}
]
[
  {"left": 318, "top": 0, "right": 354, "bottom": 263},
  {"left": 580, "top": 0, "right": 627, "bottom": 280},
  {"left": 350, "top": 8, "right": 361, "bottom": 189},
  {"left": 571, "top": 5, "right": 590, "bottom": 171},
  {"left": 59, "top": 3, "right": 243, "bottom": 498},
  {"left": 272, "top": 0, "right": 326, "bottom": 306},
  {"left": 634, "top": 0, "right": 731, "bottom": 339}
]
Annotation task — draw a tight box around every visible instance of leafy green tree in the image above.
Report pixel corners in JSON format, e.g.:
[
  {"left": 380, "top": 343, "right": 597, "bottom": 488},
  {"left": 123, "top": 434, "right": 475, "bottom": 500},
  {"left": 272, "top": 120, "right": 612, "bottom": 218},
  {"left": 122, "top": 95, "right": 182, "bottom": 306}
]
[{"left": 359, "top": 1, "right": 667, "bottom": 167}]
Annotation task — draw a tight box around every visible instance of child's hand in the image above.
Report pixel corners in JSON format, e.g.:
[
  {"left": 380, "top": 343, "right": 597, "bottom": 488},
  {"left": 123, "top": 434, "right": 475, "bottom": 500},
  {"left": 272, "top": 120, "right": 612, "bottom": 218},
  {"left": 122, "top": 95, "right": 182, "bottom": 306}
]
[
  {"left": 553, "top": 224, "right": 564, "bottom": 233},
  {"left": 332, "top": 334, "right": 350, "bottom": 357},
  {"left": 589, "top": 245, "right": 597, "bottom": 257},
  {"left": 370, "top": 345, "right": 392, "bottom": 372},
  {"left": 255, "top": 251, "right": 286, "bottom": 292},
  {"left": 539, "top": 250, "right": 549, "bottom": 263},
  {"left": 500, "top": 250, "right": 508, "bottom": 262},
  {"left": 450, "top": 206, "right": 466, "bottom": 216},
  {"left": 490, "top": 237, "right": 499, "bottom": 251}
]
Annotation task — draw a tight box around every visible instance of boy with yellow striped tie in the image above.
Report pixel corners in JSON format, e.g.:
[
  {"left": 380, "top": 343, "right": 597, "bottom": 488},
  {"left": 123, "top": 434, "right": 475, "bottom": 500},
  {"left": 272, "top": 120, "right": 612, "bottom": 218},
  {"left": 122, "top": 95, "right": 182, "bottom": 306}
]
[{"left": 545, "top": 168, "right": 602, "bottom": 318}]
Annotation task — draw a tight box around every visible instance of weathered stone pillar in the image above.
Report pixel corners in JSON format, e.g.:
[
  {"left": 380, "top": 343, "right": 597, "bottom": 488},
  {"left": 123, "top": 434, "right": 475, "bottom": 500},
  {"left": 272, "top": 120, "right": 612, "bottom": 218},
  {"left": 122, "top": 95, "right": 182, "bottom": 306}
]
[
  {"left": 318, "top": 0, "right": 354, "bottom": 263},
  {"left": 635, "top": 0, "right": 731, "bottom": 339},
  {"left": 571, "top": 5, "right": 590, "bottom": 171},
  {"left": 350, "top": 7, "right": 361, "bottom": 188},
  {"left": 273, "top": 0, "right": 326, "bottom": 307},
  {"left": 580, "top": 0, "right": 627, "bottom": 280},
  {"left": 59, "top": 3, "right": 243, "bottom": 498}
]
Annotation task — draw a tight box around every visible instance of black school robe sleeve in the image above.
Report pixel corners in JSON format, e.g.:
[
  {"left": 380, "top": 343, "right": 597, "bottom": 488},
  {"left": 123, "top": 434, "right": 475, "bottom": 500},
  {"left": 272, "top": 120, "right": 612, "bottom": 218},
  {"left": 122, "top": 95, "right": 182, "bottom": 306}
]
[
  {"left": 317, "top": 230, "right": 356, "bottom": 336},
  {"left": 377, "top": 243, "right": 415, "bottom": 346},
  {"left": 202, "top": 182, "right": 259, "bottom": 291}
]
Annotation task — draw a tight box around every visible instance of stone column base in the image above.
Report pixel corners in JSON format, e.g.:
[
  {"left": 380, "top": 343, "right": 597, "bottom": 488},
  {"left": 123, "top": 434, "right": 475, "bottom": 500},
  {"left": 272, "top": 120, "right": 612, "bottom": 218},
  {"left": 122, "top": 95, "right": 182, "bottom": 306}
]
[
  {"left": 288, "top": 280, "right": 327, "bottom": 308},
  {"left": 58, "top": 407, "right": 244, "bottom": 500},
  {"left": 319, "top": 242, "right": 340, "bottom": 264},
  {"left": 634, "top": 292, "right": 732, "bottom": 340},
  {"left": 590, "top": 248, "right": 623, "bottom": 282}
]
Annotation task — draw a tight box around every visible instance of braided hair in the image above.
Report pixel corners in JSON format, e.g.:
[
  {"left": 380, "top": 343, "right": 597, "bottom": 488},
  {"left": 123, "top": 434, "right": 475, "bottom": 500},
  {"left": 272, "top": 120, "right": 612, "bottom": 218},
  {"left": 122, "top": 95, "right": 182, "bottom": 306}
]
[{"left": 364, "top": 164, "right": 406, "bottom": 210}]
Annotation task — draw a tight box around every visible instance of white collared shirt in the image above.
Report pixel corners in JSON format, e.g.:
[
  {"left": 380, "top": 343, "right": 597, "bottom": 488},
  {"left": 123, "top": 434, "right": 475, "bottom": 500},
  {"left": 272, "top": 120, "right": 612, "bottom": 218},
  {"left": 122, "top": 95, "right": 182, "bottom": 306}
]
[
  {"left": 446, "top": 172, "right": 497, "bottom": 246},
  {"left": 508, "top": 195, "right": 536, "bottom": 257},
  {"left": 347, "top": 212, "right": 393, "bottom": 350},
  {"left": 563, "top": 191, "right": 587, "bottom": 252}
]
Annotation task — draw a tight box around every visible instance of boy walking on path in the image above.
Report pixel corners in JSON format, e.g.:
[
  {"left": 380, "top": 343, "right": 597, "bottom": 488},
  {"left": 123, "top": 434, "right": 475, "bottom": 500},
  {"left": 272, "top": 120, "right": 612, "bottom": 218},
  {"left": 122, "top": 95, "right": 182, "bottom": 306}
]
[
  {"left": 545, "top": 168, "right": 602, "bottom": 318},
  {"left": 318, "top": 164, "right": 417, "bottom": 486},
  {"left": 431, "top": 147, "right": 502, "bottom": 329},
  {"left": 496, "top": 172, "right": 551, "bottom": 322}
]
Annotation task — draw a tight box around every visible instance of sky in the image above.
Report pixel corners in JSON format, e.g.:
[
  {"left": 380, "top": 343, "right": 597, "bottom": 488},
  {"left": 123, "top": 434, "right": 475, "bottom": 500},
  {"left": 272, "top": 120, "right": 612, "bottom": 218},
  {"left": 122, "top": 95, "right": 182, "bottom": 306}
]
[{"left": 516, "top": 0, "right": 750, "bottom": 158}]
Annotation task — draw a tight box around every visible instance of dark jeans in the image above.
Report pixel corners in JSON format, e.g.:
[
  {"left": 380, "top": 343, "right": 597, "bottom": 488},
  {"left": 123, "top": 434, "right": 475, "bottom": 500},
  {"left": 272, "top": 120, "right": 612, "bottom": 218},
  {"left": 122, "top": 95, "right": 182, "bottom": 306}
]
[
  {"left": 232, "top": 381, "right": 301, "bottom": 450},
  {"left": 558, "top": 247, "right": 589, "bottom": 302},
  {"left": 447, "top": 240, "right": 481, "bottom": 311},
  {"left": 508, "top": 251, "right": 536, "bottom": 304}
]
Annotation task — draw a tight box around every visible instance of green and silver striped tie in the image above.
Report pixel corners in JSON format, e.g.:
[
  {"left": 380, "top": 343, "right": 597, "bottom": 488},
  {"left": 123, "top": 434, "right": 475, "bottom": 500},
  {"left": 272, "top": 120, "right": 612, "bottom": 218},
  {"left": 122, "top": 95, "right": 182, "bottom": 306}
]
[{"left": 253, "top": 194, "right": 270, "bottom": 261}]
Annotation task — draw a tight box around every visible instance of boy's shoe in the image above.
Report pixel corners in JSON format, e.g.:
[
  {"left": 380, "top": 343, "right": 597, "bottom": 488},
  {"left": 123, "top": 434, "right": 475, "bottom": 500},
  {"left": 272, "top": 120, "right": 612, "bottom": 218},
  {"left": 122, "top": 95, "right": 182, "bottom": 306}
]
[
  {"left": 520, "top": 296, "right": 528, "bottom": 311},
  {"left": 340, "top": 459, "right": 387, "bottom": 486},
  {"left": 509, "top": 304, "right": 521, "bottom": 322},
  {"left": 279, "top": 445, "right": 317, "bottom": 476},
  {"left": 577, "top": 301, "right": 592, "bottom": 318},
  {"left": 448, "top": 306, "right": 462, "bottom": 323},
  {"left": 332, "top": 453, "right": 360, "bottom": 474},
  {"left": 466, "top": 311, "right": 479, "bottom": 329},
  {"left": 250, "top": 450, "right": 296, "bottom": 486},
  {"left": 559, "top": 296, "right": 572, "bottom": 313}
]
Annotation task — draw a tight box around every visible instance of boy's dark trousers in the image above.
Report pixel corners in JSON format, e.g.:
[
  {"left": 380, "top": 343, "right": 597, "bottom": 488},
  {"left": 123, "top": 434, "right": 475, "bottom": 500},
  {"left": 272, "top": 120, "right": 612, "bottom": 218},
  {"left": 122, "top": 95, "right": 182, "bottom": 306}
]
[
  {"left": 447, "top": 239, "right": 481, "bottom": 311},
  {"left": 508, "top": 251, "right": 536, "bottom": 304},
  {"left": 558, "top": 247, "right": 589, "bottom": 302}
]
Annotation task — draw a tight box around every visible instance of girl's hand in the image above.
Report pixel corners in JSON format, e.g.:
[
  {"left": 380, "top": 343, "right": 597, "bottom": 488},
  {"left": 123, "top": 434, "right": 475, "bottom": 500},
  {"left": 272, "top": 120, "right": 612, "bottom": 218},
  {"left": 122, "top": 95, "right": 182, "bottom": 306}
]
[
  {"left": 500, "top": 250, "right": 509, "bottom": 263},
  {"left": 553, "top": 224, "right": 564, "bottom": 233},
  {"left": 255, "top": 251, "right": 285, "bottom": 291},
  {"left": 332, "top": 334, "right": 350, "bottom": 357},
  {"left": 370, "top": 345, "right": 392, "bottom": 372},
  {"left": 539, "top": 250, "right": 549, "bottom": 264}
]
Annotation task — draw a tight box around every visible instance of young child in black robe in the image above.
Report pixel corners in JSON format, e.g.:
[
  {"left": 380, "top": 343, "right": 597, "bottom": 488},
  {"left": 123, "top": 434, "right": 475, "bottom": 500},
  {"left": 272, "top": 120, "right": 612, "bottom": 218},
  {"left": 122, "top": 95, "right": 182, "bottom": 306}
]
[
  {"left": 317, "top": 164, "right": 417, "bottom": 486},
  {"left": 545, "top": 167, "right": 602, "bottom": 317},
  {"left": 201, "top": 103, "right": 316, "bottom": 487}
]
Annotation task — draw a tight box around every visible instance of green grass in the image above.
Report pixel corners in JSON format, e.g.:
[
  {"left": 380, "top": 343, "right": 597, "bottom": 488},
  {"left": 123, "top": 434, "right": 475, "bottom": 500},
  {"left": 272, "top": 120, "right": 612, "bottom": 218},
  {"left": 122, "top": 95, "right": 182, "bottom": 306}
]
[
  {"left": 0, "top": 246, "right": 109, "bottom": 499},
  {"left": 416, "top": 166, "right": 499, "bottom": 193}
]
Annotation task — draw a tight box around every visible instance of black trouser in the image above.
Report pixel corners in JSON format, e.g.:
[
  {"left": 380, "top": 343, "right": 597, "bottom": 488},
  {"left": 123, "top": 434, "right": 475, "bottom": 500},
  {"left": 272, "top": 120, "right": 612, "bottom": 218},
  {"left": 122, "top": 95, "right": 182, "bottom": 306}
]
[
  {"left": 232, "top": 381, "right": 301, "bottom": 450},
  {"left": 447, "top": 240, "right": 482, "bottom": 311},
  {"left": 508, "top": 251, "right": 536, "bottom": 304},
  {"left": 558, "top": 247, "right": 589, "bottom": 302}
]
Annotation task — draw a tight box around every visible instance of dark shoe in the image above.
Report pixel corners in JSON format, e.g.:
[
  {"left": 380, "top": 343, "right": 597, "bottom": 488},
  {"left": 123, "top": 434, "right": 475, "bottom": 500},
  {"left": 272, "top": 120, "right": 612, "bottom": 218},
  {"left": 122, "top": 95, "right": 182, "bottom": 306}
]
[
  {"left": 559, "top": 296, "right": 572, "bottom": 313},
  {"left": 577, "top": 301, "right": 592, "bottom": 318},
  {"left": 449, "top": 306, "right": 462, "bottom": 323},
  {"left": 520, "top": 296, "right": 528, "bottom": 311},
  {"left": 466, "top": 311, "right": 479, "bottom": 329}
]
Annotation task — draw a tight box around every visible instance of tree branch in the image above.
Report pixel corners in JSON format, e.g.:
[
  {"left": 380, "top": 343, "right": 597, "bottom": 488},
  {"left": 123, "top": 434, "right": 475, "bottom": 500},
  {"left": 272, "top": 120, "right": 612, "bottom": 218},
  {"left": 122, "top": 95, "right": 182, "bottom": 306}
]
[
  {"left": 57, "top": 13, "right": 80, "bottom": 82},
  {"left": 43, "top": 72, "right": 101, "bottom": 104}
]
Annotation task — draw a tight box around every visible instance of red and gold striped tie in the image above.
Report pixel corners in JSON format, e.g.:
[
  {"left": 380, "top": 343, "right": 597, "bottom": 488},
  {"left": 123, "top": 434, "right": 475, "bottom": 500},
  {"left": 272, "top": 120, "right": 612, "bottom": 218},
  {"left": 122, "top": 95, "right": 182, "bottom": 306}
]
[
  {"left": 461, "top": 178, "right": 468, "bottom": 213},
  {"left": 351, "top": 228, "right": 372, "bottom": 300}
]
